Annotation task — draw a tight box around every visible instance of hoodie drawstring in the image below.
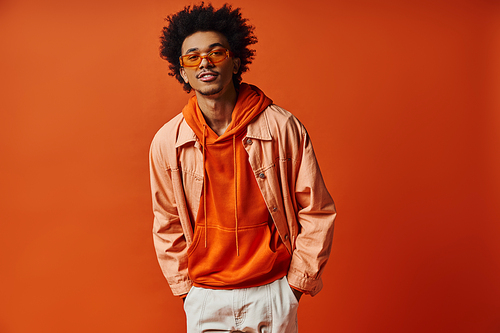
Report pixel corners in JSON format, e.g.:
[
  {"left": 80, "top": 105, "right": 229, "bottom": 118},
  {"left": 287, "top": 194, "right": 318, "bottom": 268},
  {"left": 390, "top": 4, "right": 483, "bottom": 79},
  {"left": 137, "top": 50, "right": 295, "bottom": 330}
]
[
  {"left": 233, "top": 135, "right": 239, "bottom": 256},
  {"left": 203, "top": 124, "right": 208, "bottom": 248}
]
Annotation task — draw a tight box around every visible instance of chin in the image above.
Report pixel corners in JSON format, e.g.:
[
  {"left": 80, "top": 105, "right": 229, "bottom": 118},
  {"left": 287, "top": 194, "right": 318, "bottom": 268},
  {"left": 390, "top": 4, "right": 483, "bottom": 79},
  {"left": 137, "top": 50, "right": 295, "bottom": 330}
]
[{"left": 197, "top": 85, "right": 224, "bottom": 96}]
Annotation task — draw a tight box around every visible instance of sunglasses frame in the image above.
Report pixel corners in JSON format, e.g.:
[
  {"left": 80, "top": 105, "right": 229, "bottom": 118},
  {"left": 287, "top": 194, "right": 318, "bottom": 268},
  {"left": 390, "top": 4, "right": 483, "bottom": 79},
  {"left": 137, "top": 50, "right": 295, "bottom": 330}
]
[{"left": 179, "top": 48, "right": 233, "bottom": 68}]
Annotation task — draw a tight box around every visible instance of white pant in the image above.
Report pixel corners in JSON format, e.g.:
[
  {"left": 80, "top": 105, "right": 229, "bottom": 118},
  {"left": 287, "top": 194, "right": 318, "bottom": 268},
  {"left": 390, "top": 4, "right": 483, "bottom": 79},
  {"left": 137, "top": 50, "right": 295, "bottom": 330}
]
[{"left": 184, "top": 276, "right": 299, "bottom": 333}]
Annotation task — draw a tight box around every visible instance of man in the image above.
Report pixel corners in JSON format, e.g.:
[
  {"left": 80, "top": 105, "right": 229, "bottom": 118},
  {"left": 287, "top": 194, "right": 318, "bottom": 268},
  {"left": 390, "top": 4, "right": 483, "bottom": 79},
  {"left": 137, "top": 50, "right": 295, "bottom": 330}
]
[{"left": 149, "top": 4, "right": 336, "bottom": 332}]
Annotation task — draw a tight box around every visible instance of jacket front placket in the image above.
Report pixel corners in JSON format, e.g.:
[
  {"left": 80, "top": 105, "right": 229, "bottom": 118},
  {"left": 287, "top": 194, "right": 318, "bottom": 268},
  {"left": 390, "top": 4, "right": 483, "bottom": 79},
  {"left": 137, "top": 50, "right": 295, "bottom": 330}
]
[
  {"left": 174, "top": 119, "right": 204, "bottom": 245},
  {"left": 244, "top": 116, "right": 293, "bottom": 254}
]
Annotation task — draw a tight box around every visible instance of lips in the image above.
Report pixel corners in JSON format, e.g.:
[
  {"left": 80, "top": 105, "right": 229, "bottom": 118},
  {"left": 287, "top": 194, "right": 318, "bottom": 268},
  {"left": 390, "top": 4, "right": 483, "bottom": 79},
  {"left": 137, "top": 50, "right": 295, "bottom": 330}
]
[{"left": 197, "top": 71, "right": 219, "bottom": 82}]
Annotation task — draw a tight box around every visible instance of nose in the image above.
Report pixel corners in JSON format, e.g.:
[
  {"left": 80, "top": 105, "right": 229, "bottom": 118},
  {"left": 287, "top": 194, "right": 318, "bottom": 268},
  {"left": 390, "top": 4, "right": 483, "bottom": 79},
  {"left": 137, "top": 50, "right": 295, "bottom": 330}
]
[{"left": 199, "top": 56, "right": 215, "bottom": 69}]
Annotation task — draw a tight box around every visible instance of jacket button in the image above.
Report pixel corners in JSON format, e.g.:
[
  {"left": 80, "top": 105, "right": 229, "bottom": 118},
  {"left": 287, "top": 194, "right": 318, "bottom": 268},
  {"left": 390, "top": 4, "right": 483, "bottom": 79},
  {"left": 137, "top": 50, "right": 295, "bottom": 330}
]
[
  {"left": 272, "top": 207, "right": 278, "bottom": 212},
  {"left": 284, "top": 234, "right": 289, "bottom": 240},
  {"left": 246, "top": 138, "right": 253, "bottom": 145},
  {"left": 259, "top": 173, "right": 266, "bottom": 179}
]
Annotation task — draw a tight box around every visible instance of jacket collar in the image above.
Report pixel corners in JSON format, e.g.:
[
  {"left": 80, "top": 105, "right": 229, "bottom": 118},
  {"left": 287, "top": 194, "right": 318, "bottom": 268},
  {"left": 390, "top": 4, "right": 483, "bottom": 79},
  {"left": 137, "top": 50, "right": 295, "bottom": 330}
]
[
  {"left": 175, "top": 119, "right": 198, "bottom": 149},
  {"left": 246, "top": 109, "right": 272, "bottom": 141},
  {"left": 175, "top": 106, "right": 273, "bottom": 149}
]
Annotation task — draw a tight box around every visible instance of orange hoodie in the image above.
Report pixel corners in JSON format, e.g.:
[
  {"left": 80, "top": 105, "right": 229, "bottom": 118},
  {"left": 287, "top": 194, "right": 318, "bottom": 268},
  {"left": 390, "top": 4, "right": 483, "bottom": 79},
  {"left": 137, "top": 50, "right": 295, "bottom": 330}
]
[{"left": 182, "top": 83, "right": 291, "bottom": 289}]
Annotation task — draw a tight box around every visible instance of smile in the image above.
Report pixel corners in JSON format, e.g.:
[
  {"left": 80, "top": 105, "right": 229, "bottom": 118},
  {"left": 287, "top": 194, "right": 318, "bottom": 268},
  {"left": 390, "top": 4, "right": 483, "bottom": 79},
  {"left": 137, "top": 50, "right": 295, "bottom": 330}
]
[{"left": 198, "top": 71, "right": 219, "bottom": 82}]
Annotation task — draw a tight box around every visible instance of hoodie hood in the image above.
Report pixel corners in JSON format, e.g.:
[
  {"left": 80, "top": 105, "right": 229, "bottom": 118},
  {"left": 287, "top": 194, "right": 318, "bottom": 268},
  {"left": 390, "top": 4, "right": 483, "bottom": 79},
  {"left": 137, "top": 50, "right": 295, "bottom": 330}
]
[{"left": 182, "top": 83, "right": 273, "bottom": 143}]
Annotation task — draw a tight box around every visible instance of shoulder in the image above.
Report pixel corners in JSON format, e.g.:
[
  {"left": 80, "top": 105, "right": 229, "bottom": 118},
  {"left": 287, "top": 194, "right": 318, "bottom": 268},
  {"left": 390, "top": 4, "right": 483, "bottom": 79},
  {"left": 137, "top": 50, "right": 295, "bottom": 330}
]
[
  {"left": 262, "top": 104, "right": 307, "bottom": 138},
  {"left": 151, "top": 112, "right": 185, "bottom": 144},
  {"left": 149, "top": 113, "right": 185, "bottom": 165},
  {"left": 264, "top": 104, "right": 299, "bottom": 121}
]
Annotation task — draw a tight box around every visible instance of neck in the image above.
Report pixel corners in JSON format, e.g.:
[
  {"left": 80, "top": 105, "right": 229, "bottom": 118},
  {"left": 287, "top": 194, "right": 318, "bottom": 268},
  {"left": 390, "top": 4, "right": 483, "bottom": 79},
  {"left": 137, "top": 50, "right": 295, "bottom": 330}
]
[{"left": 196, "top": 84, "right": 237, "bottom": 136}]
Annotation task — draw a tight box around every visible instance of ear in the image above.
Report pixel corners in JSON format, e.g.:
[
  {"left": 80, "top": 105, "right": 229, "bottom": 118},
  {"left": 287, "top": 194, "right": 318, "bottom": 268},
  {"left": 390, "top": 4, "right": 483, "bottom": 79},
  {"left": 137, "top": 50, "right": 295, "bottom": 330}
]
[
  {"left": 180, "top": 67, "right": 189, "bottom": 83},
  {"left": 232, "top": 58, "right": 241, "bottom": 74}
]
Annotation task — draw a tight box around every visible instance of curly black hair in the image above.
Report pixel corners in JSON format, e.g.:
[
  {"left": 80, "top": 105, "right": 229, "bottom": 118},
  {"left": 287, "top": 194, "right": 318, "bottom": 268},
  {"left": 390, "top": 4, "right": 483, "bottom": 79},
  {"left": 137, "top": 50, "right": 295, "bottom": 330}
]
[{"left": 160, "top": 3, "right": 257, "bottom": 92}]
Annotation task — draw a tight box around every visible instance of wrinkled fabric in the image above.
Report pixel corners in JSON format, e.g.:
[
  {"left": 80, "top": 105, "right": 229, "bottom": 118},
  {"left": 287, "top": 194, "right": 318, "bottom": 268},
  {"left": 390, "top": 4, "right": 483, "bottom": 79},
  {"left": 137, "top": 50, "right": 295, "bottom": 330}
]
[{"left": 150, "top": 102, "right": 336, "bottom": 297}]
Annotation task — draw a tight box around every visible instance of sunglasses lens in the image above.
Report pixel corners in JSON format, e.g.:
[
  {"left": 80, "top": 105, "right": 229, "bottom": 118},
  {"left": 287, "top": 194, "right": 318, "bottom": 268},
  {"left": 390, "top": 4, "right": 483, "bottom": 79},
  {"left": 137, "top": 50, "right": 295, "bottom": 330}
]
[
  {"left": 208, "top": 50, "right": 227, "bottom": 63},
  {"left": 182, "top": 55, "right": 200, "bottom": 67}
]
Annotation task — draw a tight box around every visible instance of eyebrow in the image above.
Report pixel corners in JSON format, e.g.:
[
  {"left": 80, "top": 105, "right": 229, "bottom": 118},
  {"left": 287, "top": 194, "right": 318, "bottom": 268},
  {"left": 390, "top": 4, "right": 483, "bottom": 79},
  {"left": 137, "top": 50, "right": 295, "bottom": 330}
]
[{"left": 185, "top": 43, "right": 226, "bottom": 54}]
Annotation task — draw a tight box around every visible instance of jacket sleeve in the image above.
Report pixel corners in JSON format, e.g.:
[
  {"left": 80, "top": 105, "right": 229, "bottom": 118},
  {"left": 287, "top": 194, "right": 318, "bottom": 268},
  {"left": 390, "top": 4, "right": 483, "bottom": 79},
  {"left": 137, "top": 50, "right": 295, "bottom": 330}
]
[
  {"left": 149, "top": 135, "right": 192, "bottom": 296},
  {"left": 287, "top": 125, "right": 336, "bottom": 296}
]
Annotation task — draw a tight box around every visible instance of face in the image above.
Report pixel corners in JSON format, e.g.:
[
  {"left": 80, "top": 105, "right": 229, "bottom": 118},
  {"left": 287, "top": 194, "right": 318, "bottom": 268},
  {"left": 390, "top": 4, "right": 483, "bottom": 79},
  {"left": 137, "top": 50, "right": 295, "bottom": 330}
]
[{"left": 180, "top": 31, "right": 240, "bottom": 97}]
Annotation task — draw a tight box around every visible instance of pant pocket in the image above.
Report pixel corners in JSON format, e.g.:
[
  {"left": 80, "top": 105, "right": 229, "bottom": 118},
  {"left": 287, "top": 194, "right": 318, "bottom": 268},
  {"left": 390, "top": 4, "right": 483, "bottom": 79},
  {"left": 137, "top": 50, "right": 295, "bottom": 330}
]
[
  {"left": 282, "top": 277, "right": 299, "bottom": 305},
  {"left": 183, "top": 286, "right": 196, "bottom": 311}
]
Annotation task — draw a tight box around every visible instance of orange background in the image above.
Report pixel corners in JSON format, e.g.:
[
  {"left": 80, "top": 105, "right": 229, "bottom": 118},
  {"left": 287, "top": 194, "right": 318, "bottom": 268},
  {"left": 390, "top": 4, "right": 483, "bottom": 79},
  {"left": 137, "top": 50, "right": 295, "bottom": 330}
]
[{"left": 1, "top": 0, "right": 499, "bottom": 332}]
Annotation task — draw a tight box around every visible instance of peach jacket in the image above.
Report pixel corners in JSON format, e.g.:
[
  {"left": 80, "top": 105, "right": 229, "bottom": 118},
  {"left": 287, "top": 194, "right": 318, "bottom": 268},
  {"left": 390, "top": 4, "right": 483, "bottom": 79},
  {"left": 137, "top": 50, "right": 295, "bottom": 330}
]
[{"left": 149, "top": 104, "right": 336, "bottom": 297}]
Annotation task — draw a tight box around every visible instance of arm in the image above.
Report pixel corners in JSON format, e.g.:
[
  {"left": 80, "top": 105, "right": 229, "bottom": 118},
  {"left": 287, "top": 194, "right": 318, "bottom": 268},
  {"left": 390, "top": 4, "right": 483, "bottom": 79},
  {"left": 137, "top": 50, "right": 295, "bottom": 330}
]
[
  {"left": 150, "top": 137, "right": 193, "bottom": 296},
  {"left": 287, "top": 127, "right": 336, "bottom": 297}
]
